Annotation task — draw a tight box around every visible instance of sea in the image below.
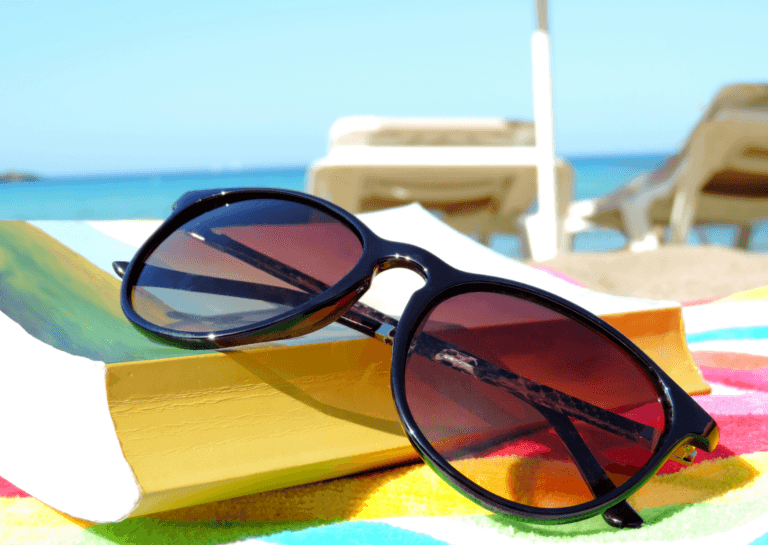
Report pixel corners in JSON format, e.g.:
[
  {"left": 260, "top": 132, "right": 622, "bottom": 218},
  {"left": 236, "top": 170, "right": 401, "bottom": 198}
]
[{"left": 3, "top": 153, "right": 766, "bottom": 257}]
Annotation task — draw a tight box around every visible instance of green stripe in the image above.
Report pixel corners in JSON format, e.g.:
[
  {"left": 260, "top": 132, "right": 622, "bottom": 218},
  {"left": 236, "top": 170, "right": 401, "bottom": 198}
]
[{"left": 460, "top": 499, "right": 768, "bottom": 542}]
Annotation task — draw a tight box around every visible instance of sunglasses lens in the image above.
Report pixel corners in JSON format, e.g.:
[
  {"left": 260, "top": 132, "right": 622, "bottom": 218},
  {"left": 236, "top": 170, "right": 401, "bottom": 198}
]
[
  {"left": 130, "top": 197, "right": 363, "bottom": 333},
  {"left": 404, "top": 291, "right": 665, "bottom": 509}
]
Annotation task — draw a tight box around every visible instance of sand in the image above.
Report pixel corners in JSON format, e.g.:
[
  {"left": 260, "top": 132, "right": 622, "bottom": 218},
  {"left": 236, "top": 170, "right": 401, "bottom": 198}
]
[{"left": 534, "top": 245, "right": 768, "bottom": 302}]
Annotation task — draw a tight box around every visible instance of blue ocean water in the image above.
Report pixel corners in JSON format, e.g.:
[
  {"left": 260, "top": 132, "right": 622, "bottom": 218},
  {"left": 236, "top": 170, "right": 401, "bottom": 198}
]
[
  {"left": 0, "top": 168, "right": 307, "bottom": 221},
  {"left": 2, "top": 155, "right": 766, "bottom": 256}
]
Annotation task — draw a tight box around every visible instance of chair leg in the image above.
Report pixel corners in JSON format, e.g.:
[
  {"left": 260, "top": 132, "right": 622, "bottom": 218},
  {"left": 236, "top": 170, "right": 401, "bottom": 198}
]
[
  {"left": 670, "top": 187, "right": 699, "bottom": 245},
  {"left": 559, "top": 228, "right": 574, "bottom": 253},
  {"left": 736, "top": 223, "right": 754, "bottom": 250},
  {"left": 620, "top": 198, "right": 659, "bottom": 252},
  {"left": 516, "top": 217, "right": 532, "bottom": 260}
]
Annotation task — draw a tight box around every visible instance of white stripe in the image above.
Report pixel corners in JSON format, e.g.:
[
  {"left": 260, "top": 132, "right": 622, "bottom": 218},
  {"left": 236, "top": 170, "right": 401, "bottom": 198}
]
[
  {"left": 706, "top": 382, "right": 751, "bottom": 396},
  {"left": 385, "top": 511, "right": 768, "bottom": 545},
  {"left": 683, "top": 302, "right": 768, "bottom": 334},
  {"left": 382, "top": 516, "right": 514, "bottom": 545},
  {"left": 29, "top": 220, "right": 141, "bottom": 278},
  {"left": 688, "top": 340, "right": 768, "bottom": 356}
]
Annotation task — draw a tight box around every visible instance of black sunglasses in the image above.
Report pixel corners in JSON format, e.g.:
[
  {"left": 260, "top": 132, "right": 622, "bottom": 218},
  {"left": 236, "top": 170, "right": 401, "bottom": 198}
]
[{"left": 114, "top": 188, "right": 718, "bottom": 529}]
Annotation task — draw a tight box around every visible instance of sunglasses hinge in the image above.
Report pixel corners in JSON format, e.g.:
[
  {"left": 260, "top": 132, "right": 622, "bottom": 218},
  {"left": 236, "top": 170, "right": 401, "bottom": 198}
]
[
  {"left": 374, "top": 323, "right": 396, "bottom": 345},
  {"left": 669, "top": 444, "right": 697, "bottom": 466}
]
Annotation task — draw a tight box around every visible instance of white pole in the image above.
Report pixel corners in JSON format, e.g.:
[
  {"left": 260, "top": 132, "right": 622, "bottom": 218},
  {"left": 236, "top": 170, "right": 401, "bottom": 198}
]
[{"left": 528, "top": 0, "right": 559, "bottom": 261}]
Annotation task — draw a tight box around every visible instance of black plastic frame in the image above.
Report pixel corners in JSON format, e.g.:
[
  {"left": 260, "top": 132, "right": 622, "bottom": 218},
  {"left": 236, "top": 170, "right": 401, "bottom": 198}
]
[{"left": 118, "top": 187, "right": 718, "bottom": 528}]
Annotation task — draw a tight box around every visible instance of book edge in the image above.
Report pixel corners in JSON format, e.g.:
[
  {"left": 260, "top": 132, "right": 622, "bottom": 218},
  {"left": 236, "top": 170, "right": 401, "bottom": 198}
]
[{"left": 0, "top": 310, "right": 142, "bottom": 522}]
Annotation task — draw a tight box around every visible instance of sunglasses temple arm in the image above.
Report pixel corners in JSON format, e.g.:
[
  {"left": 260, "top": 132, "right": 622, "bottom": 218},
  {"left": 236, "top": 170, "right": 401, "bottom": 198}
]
[
  {"left": 126, "top": 275, "right": 654, "bottom": 450},
  {"left": 170, "top": 231, "right": 655, "bottom": 444},
  {"left": 125, "top": 255, "right": 651, "bottom": 449}
]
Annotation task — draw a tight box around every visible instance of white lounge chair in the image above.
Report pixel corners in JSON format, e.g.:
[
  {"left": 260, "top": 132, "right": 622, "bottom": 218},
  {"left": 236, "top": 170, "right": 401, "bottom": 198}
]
[
  {"left": 567, "top": 83, "right": 768, "bottom": 251},
  {"left": 306, "top": 117, "right": 574, "bottom": 257}
]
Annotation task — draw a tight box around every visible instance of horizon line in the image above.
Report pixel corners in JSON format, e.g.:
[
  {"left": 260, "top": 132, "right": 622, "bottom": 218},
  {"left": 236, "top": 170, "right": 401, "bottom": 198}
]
[{"left": 11, "top": 149, "right": 676, "bottom": 180}]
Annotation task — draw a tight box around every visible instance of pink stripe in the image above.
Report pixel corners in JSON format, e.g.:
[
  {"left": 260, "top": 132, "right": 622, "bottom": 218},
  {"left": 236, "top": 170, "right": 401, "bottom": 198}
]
[
  {"left": 0, "top": 476, "right": 29, "bottom": 498},
  {"left": 682, "top": 295, "right": 725, "bottom": 306},
  {"left": 533, "top": 267, "right": 587, "bottom": 287},
  {"left": 700, "top": 366, "right": 768, "bottom": 392},
  {"left": 695, "top": 392, "right": 768, "bottom": 415}
]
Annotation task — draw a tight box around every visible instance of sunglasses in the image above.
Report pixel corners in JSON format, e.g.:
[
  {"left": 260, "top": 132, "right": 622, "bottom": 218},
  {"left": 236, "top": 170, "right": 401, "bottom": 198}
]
[{"left": 114, "top": 188, "right": 718, "bottom": 529}]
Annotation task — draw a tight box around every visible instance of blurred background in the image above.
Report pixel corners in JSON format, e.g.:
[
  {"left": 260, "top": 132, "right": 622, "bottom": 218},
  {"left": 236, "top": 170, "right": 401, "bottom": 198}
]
[{"left": 2, "top": 0, "right": 766, "bottom": 252}]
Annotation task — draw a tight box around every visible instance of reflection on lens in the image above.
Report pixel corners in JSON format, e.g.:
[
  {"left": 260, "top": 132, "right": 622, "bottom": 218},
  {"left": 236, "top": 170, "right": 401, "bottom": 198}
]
[
  {"left": 130, "top": 198, "right": 363, "bottom": 333},
  {"left": 404, "top": 291, "right": 665, "bottom": 509}
]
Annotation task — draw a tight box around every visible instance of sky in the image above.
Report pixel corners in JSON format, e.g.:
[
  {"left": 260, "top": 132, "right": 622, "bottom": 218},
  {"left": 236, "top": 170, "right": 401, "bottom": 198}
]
[{"left": 2, "top": 0, "right": 766, "bottom": 177}]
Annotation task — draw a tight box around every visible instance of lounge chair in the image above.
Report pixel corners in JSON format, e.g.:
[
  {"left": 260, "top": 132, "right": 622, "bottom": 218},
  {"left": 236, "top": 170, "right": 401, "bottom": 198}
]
[
  {"left": 306, "top": 117, "right": 574, "bottom": 257},
  {"left": 566, "top": 83, "right": 768, "bottom": 251}
]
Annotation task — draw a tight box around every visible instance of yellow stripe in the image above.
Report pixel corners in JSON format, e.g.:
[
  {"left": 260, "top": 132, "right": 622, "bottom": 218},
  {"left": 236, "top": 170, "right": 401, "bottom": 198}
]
[
  {"left": 718, "top": 285, "right": 768, "bottom": 302},
  {"left": 5, "top": 453, "right": 766, "bottom": 530},
  {"left": 152, "top": 453, "right": 768, "bottom": 522},
  {"left": 630, "top": 452, "right": 768, "bottom": 510},
  {"left": 0, "top": 497, "right": 93, "bottom": 543}
]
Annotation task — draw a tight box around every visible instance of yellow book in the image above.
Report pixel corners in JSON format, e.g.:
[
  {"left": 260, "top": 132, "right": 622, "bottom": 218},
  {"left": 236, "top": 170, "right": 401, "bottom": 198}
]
[{"left": 0, "top": 206, "right": 707, "bottom": 522}]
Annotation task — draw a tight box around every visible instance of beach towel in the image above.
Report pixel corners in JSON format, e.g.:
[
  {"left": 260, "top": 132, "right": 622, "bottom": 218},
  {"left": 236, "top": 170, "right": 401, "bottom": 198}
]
[{"left": 1, "top": 219, "right": 767, "bottom": 544}]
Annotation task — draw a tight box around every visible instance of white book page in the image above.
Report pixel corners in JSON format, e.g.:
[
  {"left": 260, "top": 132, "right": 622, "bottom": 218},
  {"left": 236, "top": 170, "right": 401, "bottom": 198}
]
[{"left": 75, "top": 203, "right": 678, "bottom": 318}]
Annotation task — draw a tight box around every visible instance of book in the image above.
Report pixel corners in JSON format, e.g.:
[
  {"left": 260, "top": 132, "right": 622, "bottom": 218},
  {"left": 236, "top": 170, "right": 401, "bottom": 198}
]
[{"left": 0, "top": 204, "right": 708, "bottom": 523}]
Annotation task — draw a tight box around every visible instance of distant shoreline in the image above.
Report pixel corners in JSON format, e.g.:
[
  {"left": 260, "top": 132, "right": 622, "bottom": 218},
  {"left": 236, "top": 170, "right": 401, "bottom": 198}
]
[{"left": 1, "top": 171, "right": 39, "bottom": 183}]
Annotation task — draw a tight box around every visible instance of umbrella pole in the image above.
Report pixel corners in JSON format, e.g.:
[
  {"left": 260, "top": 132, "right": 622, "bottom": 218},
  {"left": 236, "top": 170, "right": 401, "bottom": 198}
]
[{"left": 527, "top": 0, "right": 560, "bottom": 261}]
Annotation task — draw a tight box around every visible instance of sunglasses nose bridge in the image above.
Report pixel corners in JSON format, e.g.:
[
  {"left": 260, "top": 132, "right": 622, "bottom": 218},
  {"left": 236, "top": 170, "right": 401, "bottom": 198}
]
[{"left": 373, "top": 254, "right": 429, "bottom": 281}]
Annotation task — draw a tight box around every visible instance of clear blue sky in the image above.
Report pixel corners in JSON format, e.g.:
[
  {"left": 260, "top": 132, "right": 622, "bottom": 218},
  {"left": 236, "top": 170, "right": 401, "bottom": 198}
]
[{"left": 2, "top": 1, "right": 765, "bottom": 176}]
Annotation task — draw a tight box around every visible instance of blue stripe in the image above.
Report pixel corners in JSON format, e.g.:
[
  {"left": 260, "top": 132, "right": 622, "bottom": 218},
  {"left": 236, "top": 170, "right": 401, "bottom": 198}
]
[
  {"left": 255, "top": 521, "right": 449, "bottom": 545},
  {"left": 749, "top": 531, "right": 768, "bottom": 545},
  {"left": 687, "top": 326, "right": 768, "bottom": 344}
]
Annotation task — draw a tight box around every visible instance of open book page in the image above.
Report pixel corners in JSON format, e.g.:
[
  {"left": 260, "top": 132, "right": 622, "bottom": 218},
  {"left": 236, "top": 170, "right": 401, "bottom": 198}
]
[{"left": 35, "top": 203, "right": 677, "bottom": 323}]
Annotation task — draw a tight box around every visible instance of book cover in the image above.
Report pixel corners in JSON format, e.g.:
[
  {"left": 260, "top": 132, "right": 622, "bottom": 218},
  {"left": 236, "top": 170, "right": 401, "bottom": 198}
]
[{"left": 0, "top": 204, "right": 707, "bottom": 522}]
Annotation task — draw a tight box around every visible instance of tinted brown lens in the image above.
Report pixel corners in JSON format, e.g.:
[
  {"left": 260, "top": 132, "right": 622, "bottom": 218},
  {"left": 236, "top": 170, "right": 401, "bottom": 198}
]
[
  {"left": 130, "top": 197, "right": 363, "bottom": 333},
  {"left": 404, "top": 291, "right": 665, "bottom": 509}
]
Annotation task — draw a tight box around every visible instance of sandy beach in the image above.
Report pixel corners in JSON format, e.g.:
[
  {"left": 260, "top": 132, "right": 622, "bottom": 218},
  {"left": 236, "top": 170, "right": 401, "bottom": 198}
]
[{"left": 535, "top": 245, "right": 768, "bottom": 303}]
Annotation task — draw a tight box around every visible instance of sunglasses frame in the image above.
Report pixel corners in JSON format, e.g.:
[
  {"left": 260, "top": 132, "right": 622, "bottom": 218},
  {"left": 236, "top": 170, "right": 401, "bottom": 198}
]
[{"left": 118, "top": 187, "right": 718, "bottom": 527}]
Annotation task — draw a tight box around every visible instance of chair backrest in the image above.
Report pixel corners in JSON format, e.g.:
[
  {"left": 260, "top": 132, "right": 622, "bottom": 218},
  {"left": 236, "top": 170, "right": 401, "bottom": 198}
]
[
  {"left": 698, "top": 85, "right": 768, "bottom": 197},
  {"left": 701, "top": 83, "right": 768, "bottom": 123},
  {"left": 658, "top": 83, "right": 768, "bottom": 199},
  {"left": 328, "top": 117, "right": 535, "bottom": 148}
]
